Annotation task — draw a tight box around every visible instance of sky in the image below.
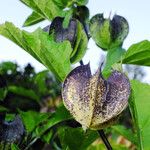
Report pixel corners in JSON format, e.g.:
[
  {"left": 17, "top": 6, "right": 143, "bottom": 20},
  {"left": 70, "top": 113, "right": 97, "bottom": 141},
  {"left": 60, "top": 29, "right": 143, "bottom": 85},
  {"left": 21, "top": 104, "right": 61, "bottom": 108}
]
[{"left": 0, "top": 0, "right": 150, "bottom": 82}]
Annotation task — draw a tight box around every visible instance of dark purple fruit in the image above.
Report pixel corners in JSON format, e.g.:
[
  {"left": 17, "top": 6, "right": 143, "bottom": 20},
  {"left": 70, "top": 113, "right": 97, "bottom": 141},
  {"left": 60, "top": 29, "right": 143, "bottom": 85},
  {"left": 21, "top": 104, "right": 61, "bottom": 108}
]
[{"left": 62, "top": 64, "right": 130, "bottom": 130}]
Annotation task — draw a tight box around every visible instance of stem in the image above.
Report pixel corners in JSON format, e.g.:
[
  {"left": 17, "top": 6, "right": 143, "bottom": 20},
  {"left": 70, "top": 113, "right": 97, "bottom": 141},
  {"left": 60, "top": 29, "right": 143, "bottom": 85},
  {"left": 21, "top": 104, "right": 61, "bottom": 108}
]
[
  {"left": 81, "top": 21, "right": 90, "bottom": 40},
  {"left": 79, "top": 60, "right": 84, "bottom": 65},
  {"left": 24, "top": 138, "right": 38, "bottom": 150},
  {"left": 98, "top": 130, "right": 112, "bottom": 150}
]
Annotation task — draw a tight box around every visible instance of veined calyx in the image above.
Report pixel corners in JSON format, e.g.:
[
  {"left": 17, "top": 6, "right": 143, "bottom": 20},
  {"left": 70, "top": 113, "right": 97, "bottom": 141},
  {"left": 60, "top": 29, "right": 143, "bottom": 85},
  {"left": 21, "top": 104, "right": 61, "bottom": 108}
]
[{"left": 62, "top": 64, "right": 130, "bottom": 130}]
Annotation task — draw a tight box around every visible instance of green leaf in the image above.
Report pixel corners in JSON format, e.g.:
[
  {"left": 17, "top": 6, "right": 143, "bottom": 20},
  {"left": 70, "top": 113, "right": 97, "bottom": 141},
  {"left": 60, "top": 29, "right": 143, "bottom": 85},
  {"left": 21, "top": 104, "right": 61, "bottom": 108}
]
[
  {"left": 34, "top": 70, "right": 49, "bottom": 95},
  {"left": 70, "top": 21, "right": 88, "bottom": 63},
  {"left": 58, "top": 127, "right": 98, "bottom": 150},
  {"left": 0, "top": 22, "right": 72, "bottom": 81},
  {"left": 19, "top": 110, "right": 50, "bottom": 132},
  {"left": 41, "top": 130, "right": 53, "bottom": 143},
  {"left": 5, "top": 114, "right": 15, "bottom": 121},
  {"left": 0, "top": 73, "right": 7, "bottom": 102},
  {"left": 129, "top": 80, "right": 150, "bottom": 150},
  {"left": 111, "top": 125, "right": 137, "bottom": 145},
  {"left": 8, "top": 86, "right": 39, "bottom": 102},
  {"left": 33, "top": 0, "right": 63, "bottom": 20},
  {"left": 20, "top": 0, "right": 45, "bottom": 17},
  {"left": 20, "top": 0, "right": 66, "bottom": 21},
  {"left": 0, "top": 61, "right": 17, "bottom": 74},
  {"left": 76, "top": 0, "right": 89, "bottom": 6},
  {"left": 123, "top": 40, "right": 150, "bottom": 66},
  {"left": 23, "top": 11, "right": 45, "bottom": 27},
  {"left": 0, "top": 87, "right": 7, "bottom": 101},
  {"left": 21, "top": 0, "right": 76, "bottom": 27},
  {"left": 11, "top": 144, "right": 20, "bottom": 150},
  {"left": 63, "top": 9, "right": 73, "bottom": 28},
  {"left": 0, "top": 105, "right": 9, "bottom": 112},
  {"left": 23, "top": 29, "right": 72, "bottom": 81},
  {"left": 54, "top": 0, "right": 88, "bottom": 8},
  {"left": 35, "top": 104, "right": 72, "bottom": 136},
  {"left": 103, "top": 47, "right": 126, "bottom": 77}
]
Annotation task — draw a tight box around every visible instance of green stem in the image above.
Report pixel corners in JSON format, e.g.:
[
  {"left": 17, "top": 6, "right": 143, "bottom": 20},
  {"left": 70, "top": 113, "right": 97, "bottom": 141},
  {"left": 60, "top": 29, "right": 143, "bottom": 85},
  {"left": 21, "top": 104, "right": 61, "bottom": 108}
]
[{"left": 24, "top": 138, "right": 38, "bottom": 150}]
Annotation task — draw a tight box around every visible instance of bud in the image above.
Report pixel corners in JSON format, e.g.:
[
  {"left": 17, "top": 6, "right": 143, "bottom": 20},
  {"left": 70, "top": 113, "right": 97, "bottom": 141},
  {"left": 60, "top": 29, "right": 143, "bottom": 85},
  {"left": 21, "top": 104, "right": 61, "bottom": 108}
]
[
  {"left": 62, "top": 64, "right": 130, "bottom": 130},
  {"left": 90, "top": 14, "right": 129, "bottom": 50},
  {"left": 0, "top": 115, "right": 24, "bottom": 143},
  {"left": 49, "top": 17, "right": 77, "bottom": 48}
]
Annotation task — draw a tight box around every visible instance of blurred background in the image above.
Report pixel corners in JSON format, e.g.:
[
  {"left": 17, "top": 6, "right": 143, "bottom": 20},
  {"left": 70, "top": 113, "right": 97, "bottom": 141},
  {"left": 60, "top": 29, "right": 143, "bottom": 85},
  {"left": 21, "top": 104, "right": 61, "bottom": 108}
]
[{"left": 0, "top": 0, "right": 150, "bottom": 82}]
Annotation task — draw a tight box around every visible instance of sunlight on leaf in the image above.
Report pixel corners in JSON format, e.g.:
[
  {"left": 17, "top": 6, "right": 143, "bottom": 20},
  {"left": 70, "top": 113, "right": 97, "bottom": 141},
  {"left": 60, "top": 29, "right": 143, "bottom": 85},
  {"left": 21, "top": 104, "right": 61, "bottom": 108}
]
[{"left": 129, "top": 80, "right": 150, "bottom": 150}]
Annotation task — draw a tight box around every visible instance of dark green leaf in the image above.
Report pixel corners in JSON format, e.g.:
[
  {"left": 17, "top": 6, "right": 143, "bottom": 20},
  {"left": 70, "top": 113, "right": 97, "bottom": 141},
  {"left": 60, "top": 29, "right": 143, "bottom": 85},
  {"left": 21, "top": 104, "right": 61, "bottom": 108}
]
[
  {"left": 0, "top": 61, "right": 17, "bottom": 74},
  {"left": 0, "top": 74, "right": 7, "bottom": 101},
  {"left": 5, "top": 114, "right": 15, "bottom": 121},
  {"left": 35, "top": 105, "right": 72, "bottom": 136},
  {"left": 0, "top": 105, "right": 9, "bottom": 112},
  {"left": 0, "top": 87, "right": 7, "bottom": 101},
  {"left": 23, "top": 11, "right": 45, "bottom": 27},
  {"left": 34, "top": 70, "right": 49, "bottom": 95},
  {"left": 8, "top": 86, "right": 39, "bottom": 102},
  {"left": 129, "top": 80, "right": 150, "bottom": 149},
  {"left": 41, "top": 130, "right": 53, "bottom": 144},
  {"left": 123, "top": 40, "right": 150, "bottom": 66},
  {"left": 19, "top": 110, "right": 50, "bottom": 132},
  {"left": 58, "top": 127, "right": 98, "bottom": 150},
  {"left": 11, "top": 144, "right": 20, "bottom": 150}
]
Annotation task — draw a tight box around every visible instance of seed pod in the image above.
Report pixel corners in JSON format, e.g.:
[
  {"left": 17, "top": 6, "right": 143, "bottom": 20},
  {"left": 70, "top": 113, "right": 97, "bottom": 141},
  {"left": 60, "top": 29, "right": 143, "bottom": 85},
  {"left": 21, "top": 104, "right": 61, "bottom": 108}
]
[
  {"left": 49, "top": 17, "right": 77, "bottom": 48},
  {"left": 74, "top": 6, "right": 89, "bottom": 23},
  {"left": 0, "top": 115, "right": 24, "bottom": 143},
  {"left": 90, "top": 14, "right": 129, "bottom": 50},
  {"left": 46, "top": 17, "right": 88, "bottom": 64},
  {"left": 62, "top": 64, "right": 130, "bottom": 130}
]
